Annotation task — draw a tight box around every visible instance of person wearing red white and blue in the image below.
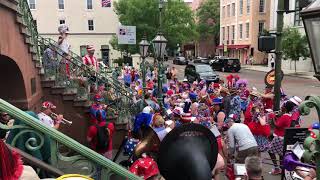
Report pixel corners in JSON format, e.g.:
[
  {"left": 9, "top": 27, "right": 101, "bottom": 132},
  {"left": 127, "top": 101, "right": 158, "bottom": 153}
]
[{"left": 90, "top": 94, "right": 107, "bottom": 124}]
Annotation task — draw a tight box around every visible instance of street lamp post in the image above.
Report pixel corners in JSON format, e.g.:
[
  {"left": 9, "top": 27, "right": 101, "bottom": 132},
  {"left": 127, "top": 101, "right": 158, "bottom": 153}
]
[
  {"left": 152, "top": 0, "right": 168, "bottom": 112},
  {"left": 300, "top": 0, "right": 320, "bottom": 179},
  {"left": 152, "top": 33, "right": 167, "bottom": 111},
  {"left": 139, "top": 36, "right": 150, "bottom": 110}
]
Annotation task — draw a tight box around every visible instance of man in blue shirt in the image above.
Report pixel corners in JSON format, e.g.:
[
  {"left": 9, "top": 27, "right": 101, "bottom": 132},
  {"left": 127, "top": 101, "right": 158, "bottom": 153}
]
[{"left": 133, "top": 106, "right": 153, "bottom": 138}]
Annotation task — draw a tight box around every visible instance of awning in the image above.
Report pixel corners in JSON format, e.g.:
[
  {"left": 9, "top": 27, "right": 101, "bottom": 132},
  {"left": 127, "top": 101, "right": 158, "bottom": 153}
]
[{"left": 216, "top": 44, "right": 250, "bottom": 49}]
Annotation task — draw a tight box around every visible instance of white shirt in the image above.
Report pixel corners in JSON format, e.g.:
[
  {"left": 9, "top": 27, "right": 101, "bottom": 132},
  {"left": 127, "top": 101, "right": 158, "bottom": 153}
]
[
  {"left": 58, "top": 38, "right": 70, "bottom": 55},
  {"left": 38, "top": 112, "right": 54, "bottom": 127}
]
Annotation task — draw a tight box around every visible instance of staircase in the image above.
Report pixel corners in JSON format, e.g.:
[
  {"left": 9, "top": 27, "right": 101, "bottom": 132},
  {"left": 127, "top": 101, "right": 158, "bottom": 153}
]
[{"left": 14, "top": 0, "right": 139, "bottom": 124}]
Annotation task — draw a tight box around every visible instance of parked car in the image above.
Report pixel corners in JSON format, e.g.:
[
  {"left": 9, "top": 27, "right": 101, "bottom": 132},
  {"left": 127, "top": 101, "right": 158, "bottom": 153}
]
[
  {"left": 173, "top": 56, "right": 188, "bottom": 65},
  {"left": 193, "top": 57, "right": 211, "bottom": 64},
  {"left": 210, "top": 57, "right": 241, "bottom": 72},
  {"left": 184, "top": 64, "right": 220, "bottom": 83}
]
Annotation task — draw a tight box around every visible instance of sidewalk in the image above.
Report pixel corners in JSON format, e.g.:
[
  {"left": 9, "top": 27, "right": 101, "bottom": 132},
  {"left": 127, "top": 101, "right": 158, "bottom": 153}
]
[{"left": 242, "top": 65, "right": 316, "bottom": 80}]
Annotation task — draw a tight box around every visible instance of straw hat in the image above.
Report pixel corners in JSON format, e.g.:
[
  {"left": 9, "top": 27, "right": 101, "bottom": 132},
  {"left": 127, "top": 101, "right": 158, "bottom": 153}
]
[
  {"left": 250, "top": 89, "right": 262, "bottom": 97},
  {"left": 220, "top": 87, "right": 230, "bottom": 95}
]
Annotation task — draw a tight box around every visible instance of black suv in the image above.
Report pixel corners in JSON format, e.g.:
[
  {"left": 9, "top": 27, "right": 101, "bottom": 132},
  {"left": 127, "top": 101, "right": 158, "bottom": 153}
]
[
  {"left": 185, "top": 64, "right": 219, "bottom": 83},
  {"left": 210, "top": 57, "right": 241, "bottom": 72}
]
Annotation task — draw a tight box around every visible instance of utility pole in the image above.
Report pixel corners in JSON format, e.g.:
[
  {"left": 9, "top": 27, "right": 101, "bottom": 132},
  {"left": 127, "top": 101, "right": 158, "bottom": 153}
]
[{"left": 273, "top": 0, "right": 285, "bottom": 111}]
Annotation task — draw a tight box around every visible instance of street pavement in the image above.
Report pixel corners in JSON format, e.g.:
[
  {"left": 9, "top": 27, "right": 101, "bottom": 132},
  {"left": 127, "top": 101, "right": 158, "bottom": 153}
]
[{"left": 164, "top": 60, "right": 320, "bottom": 180}]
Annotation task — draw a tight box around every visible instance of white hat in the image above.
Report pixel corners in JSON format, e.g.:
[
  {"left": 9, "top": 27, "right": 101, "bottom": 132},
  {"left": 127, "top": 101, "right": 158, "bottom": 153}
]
[
  {"left": 58, "top": 24, "right": 69, "bottom": 34},
  {"left": 142, "top": 106, "right": 153, "bottom": 114},
  {"left": 183, "top": 78, "right": 188, "bottom": 82},
  {"left": 289, "top": 96, "right": 302, "bottom": 106}
]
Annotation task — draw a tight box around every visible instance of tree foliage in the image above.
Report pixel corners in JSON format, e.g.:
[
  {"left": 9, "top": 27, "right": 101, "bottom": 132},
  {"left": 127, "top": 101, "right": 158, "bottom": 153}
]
[
  {"left": 196, "top": 0, "right": 220, "bottom": 43},
  {"left": 282, "top": 28, "right": 310, "bottom": 72},
  {"left": 112, "top": 0, "right": 198, "bottom": 54}
]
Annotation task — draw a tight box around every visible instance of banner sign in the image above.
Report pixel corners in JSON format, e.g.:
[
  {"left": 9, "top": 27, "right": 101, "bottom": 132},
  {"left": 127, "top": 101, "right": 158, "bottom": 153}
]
[{"left": 118, "top": 26, "right": 136, "bottom": 45}]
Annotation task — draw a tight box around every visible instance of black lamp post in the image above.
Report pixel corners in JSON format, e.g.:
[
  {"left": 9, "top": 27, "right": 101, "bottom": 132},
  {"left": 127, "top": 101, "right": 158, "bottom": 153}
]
[
  {"left": 139, "top": 36, "right": 150, "bottom": 109},
  {"left": 299, "top": 1, "right": 320, "bottom": 179},
  {"left": 152, "top": 32, "right": 168, "bottom": 111}
]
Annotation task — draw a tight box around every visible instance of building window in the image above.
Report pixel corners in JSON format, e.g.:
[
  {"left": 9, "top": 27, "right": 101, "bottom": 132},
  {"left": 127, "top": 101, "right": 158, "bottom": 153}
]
[
  {"left": 294, "top": 0, "right": 302, "bottom": 26},
  {"left": 222, "top": 27, "right": 225, "bottom": 41},
  {"left": 239, "top": 0, "right": 243, "bottom": 15},
  {"left": 31, "top": 78, "right": 36, "bottom": 95},
  {"left": 222, "top": 6, "right": 225, "bottom": 18},
  {"left": 59, "top": 19, "right": 65, "bottom": 24},
  {"left": 88, "top": 20, "right": 94, "bottom": 31},
  {"left": 80, "top": 45, "right": 87, "bottom": 57},
  {"left": 258, "top": 21, "right": 265, "bottom": 34},
  {"left": 227, "top": 26, "right": 230, "bottom": 42},
  {"left": 239, "top": 24, "right": 243, "bottom": 39},
  {"left": 246, "top": 22, "right": 250, "bottom": 38},
  {"left": 87, "top": 0, "right": 93, "bottom": 9},
  {"left": 247, "top": 0, "right": 250, "bottom": 14},
  {"left": 227, "top": 5, "right": 230, "bottom": 17},
  {"left": 232, "top": 3, "right": 235, "bottom": 16},
  {"left": 58, "top": 0, "right": 64, "bottom": 9},
  {"left": 232, "top": 25, "right": 235, "bottom": 40},
  {"left": 28, "top": 0, "right": 36, "bottom": 9},
  {"left": 259, "top": 0, "right": 265, "bottom": 13}
]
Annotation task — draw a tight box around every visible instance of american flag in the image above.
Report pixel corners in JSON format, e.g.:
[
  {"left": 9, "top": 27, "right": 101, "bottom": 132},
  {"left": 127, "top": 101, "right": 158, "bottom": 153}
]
[{"left": 102, "top": 0, "right": 111, "bottom": 7}]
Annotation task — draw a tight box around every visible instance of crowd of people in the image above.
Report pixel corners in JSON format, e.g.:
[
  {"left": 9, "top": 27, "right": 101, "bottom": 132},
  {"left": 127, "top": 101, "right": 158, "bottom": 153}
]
[{"left": 113, "top": 65, "right": 317, "bottom": 180}]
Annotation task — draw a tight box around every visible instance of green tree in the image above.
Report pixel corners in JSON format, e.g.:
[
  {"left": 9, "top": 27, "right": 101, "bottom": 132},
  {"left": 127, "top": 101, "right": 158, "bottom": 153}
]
[
  {"left": 196, "top": 0, "right": 220, "bottom": 44},
  {"left": 112, "top": 0, "right": 198, "bottom": 54},
  {"left": 282, "top": 28, "right": 310, "bottom": 73}
]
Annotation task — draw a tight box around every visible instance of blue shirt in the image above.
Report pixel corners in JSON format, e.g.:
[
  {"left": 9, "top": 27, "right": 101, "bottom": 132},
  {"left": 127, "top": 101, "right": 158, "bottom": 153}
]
[
  {"left": 124, "top": 73, "right": 132, "bottom": 84},
  {"left": 133, "top": 113, "right": 152, "bottom": 133}
]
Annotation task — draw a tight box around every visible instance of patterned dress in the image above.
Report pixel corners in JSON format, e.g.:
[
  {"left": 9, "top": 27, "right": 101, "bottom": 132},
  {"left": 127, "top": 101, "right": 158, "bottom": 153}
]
[
  {"left": 229, "top": 95, "right": 241, "bottom": 122},
  {"left": 197, "top": 103, "right": 213, "bottom": 128},
  {"left": 249, "top": 100, "right": 270, "bottom": 152}
]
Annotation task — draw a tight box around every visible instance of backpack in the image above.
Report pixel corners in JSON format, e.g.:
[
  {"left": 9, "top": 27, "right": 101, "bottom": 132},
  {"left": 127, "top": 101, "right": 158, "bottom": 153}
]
[{"left": 95, "top": 124, "right": 109, "bottom": 151}]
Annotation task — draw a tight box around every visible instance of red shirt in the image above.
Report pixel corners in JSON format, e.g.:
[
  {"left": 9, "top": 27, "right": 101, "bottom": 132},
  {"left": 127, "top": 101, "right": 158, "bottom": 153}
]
[
  {"left": 274, "top": 114, "right": 292, "bottom": 137},
  {"left": 263, "top": 98, "right": 273, "bottom": 110},
  {"left": 87, "top": 122, "right": 115, "bottom": 154},
  {"left": 244, "top": 102, "right": 253, "bottom": 125}
]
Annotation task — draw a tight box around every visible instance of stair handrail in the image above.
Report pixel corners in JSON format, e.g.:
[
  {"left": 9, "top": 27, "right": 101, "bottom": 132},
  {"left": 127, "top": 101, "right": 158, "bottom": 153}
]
[
  {"left": 39, "top": 37, "right": 135, "bottom": 97},
  {"left": 38, "top": 37, "right": 134, "bottom": 101},
  {"left": 0, "top": 99, "right": 141, "bottom": 180}
]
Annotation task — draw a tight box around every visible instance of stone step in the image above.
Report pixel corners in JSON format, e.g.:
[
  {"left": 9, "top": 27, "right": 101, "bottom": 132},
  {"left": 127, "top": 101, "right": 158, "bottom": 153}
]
[
  {"left": 35, "top": 62, "right": 42, "bottom": 69},
  {"left": 38, "top": 69, "right": 45, "bottom": 76},
  {"left": 24, "top": 36, "right": 35, "bottom": 46},
  {"left": 73, "top": 98, "right": 89, "bottom": 107},
  {"left": 41, "top": 79, "right": 55, "bottom": 88},
  {"left": 62, "top": 93, "right": 77, "bottom": 101},
  {"left": 62, "top": 88, "right": 78, "bottom": 101},
  {"left": 50, "top": 86, "right": 66, "bottom": 95},
  {"left": 20, "top": 27, "right": 31, "bottom": 37},
  {"left": 16, "top": 16, "right": 26, "bottom": 27},
  {"left": 32, "top": 54, "right": 39, "bottom": 62},
  {"left": 29, "top": 46, "right": 37, "bottom": 54}
]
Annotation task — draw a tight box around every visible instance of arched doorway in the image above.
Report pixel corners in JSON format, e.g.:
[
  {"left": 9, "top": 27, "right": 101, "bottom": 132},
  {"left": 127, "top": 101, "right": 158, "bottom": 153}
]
[{"left": 0, "top": 54, "right": 27, "bottom": 109}]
